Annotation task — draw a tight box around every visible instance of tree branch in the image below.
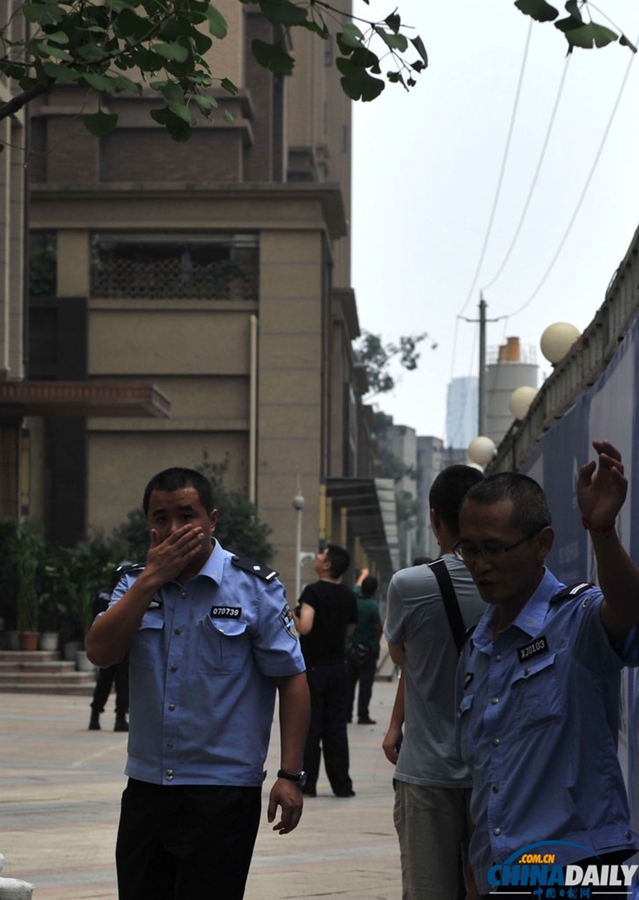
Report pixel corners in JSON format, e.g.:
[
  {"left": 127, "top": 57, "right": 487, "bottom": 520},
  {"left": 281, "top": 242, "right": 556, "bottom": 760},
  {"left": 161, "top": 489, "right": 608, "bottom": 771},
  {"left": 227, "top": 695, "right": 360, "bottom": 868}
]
[{"left": 0, "top": 78, "right": 52, "bottom": 123}]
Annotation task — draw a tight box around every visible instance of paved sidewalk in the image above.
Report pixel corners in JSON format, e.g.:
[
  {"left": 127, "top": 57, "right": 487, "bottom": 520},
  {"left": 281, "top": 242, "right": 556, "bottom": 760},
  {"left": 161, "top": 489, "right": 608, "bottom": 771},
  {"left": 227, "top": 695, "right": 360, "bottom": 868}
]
[{"left": 0, "top": 679, "right": 402, "bottom": 900}]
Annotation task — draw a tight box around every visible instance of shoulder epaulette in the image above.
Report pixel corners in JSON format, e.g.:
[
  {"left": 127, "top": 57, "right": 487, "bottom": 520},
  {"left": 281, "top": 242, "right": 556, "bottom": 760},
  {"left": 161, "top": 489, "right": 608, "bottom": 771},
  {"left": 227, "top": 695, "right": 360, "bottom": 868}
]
[
  {"left": 114, "top": 563, "right": 144, "bottom": 580},
  {"left": 549, "top": 582, "right": 595, "bottom": 605},
  {"left": 231, "top": 555, "right": 279, "bottom": 582}
]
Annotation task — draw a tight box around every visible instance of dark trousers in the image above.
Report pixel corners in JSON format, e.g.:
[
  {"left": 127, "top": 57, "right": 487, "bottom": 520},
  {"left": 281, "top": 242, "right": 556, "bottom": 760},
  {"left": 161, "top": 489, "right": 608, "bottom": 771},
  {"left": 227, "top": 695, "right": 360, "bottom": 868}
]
[
  {"left": 116, "top": 778, "right": 261, "bottom": 900},
  {"left": 91, "top": 653, "right": 129, "bottom": 717},
  {"left": 303, "top": 660, "right": 353, "bottom": 795},
  {"left": 345, "top": 654, "right": 377, "bottom": 721}
]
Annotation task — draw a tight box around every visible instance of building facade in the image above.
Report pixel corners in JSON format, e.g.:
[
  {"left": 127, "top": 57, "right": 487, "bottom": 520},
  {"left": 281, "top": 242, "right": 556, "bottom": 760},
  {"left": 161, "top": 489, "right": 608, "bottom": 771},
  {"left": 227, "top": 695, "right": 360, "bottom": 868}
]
[{"left": 1, "top": 1, "right": 396, "bottom": 590}]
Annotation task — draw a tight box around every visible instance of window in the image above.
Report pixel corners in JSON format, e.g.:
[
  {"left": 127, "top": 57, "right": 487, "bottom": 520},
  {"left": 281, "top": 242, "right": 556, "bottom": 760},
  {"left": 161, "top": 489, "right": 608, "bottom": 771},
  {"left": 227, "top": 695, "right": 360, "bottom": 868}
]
[{"left": 90, "top": 233, "right": 259, "bottom": 300}]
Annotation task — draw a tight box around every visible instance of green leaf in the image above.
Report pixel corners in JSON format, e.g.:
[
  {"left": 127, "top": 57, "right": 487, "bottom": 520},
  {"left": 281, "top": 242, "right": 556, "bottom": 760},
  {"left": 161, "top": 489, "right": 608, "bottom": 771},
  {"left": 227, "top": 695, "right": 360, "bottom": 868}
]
[
  {"left": 41, "top": 61, "right": 80, "bottom": 82},
  {"left": 558, "top": 20, "right": 618, "bottom": 49},
  {"left": 374, "top": 27, "right": 408, "bottom": 53},
  {"left": 564, "top": 0, "right": 581, "bottom": 21},
  {"left": 340, "top": 21, "right": 365, "bottom": 50},
  {"left": 23, "top": 3, "right": 46, "bottom": 22},
  {"left": 83, "top": 110, "right": 119, "bottom": 136},
  {"left": 167, "top": 101, "right": 197, "bottom": 125},
  {"left": 341, "top": 70, "right": 385, "bottom": 102},
  {"left": 410, "top": 35, "right": 428, "bottom": 66},
  {"left": 152, "top": 80, "right": 184, "bottom": 103},
  {"left": 251, "top": 39, "right": 295, "bottom": 74},
  {"left": 223, "top": 110, "right": 235, "bottom": 124},
  {"left": 37, "top": 42, "right": 73, "bottom": 61},
  {"left": 44, "top": 31, "right": 69, "bottom": 45},
  {"left": 109, "top": 74, "right": 143, "bottom": 93},
  {"left": 259, "top": 0, "right": 308, "bottom": 27},
  {"left": 207, "top": 4, "right": 228, "bottom": 38},
  {"left": 81, "top": 72, "right": 114, "bottom": 91},
  {"left": 620, "top": 34, "right": 638, "bottom": 53},
  {"left": 220, "top": 77, "right": 238, "bottom": 95},
  {"left": 77, "top": 42, "right": 108, "bottom": 62},
  {"left": 514, "top": 0, "right": 559, "bottom": 21},
  {"left": 384, "top": 13, "right": 401, "bottom": 34},
  {"left": 192, "top": 93, "right": 218, "bottom": 113},
  {"left": 591, "top": 23, "right": 620, "bottom": 48},
  {"left": 166, "top": 118, "right": 193, "bottom": 142},
  {"left": 554, "top": 13, "right": 583, "bottom": 34},
  {"left": 153, "top": 42, "right": 190, "bottom": 62},
  {"left": 350, "top": 47, "right": 381, "bottom": 73},
  {"left": 191, "top": 30, "right": 213, "bottom": 55},
  {"left": 150, "top": 108, "right": 170, "bottom": 125},
  {"left": 301, "top": 19, "right": 330, "bottom": 39},
  {"left": 337, "top": 60, "right": 385, "bottom": 101},
  {"left": 114, "top": 7, "right": 150, "bottom": 39}
]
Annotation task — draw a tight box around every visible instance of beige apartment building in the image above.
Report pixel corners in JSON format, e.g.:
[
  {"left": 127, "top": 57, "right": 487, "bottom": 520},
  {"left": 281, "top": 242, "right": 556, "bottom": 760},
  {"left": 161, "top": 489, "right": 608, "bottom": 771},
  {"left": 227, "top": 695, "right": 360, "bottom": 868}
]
[{"left": 0, "top": 1, "right": 395, "bottom": 589}]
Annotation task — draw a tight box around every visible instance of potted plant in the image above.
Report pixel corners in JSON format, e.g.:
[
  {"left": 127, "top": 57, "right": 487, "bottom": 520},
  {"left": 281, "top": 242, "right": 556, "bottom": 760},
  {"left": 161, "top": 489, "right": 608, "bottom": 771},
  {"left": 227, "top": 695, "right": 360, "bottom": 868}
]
[
  {"left": 14, "top": 523, "right": 45, "bottom": 651},
  {"left": 38, "top": 575, "right": 64, "bottom": 652}
]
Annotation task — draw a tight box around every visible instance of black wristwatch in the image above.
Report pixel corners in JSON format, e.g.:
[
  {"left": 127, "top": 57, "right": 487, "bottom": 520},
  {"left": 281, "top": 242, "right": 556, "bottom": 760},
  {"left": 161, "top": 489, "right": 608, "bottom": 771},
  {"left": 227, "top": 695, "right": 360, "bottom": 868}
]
[{"left": 277, "top": 769, "right": 307, "bottom": 787}]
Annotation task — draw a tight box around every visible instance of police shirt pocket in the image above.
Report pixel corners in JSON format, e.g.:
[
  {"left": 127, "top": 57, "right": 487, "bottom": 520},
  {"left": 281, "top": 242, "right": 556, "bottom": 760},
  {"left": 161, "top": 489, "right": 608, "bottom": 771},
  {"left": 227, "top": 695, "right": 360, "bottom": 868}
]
[
  {"left": 132, "top": 611, "right": 164, "bottom": 670},
  {"left": 197, "top": 616, "right": 248, "bottom": 674},
  {"left": 511, "top": 652, "right": 561, "bottom": 731}
]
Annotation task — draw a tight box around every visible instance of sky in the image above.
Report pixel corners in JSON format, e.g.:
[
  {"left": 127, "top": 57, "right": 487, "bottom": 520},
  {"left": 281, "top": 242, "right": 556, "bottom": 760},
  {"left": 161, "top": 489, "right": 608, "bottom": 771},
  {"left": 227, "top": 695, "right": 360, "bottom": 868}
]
[{"left": 350, "top": 0, "right": 639, "bottom": 443}]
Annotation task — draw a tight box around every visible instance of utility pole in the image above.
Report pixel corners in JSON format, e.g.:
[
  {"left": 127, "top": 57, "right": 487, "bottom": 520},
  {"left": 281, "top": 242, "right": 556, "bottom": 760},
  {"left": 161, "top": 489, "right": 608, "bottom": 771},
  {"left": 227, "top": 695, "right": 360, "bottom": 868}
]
[
  {"left": 459, "top": 294, "right": 498, "bottom": 437},
  {"left": 478, "top": 294, "right": 487, "bottom": 436}
]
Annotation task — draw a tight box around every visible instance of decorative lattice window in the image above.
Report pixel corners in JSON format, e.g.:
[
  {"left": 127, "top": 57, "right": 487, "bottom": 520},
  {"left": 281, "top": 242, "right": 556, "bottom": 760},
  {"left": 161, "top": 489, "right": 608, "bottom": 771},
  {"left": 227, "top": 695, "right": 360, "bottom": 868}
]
[{"left": 90, "top": 234, "right": 259, "bottom": 300}]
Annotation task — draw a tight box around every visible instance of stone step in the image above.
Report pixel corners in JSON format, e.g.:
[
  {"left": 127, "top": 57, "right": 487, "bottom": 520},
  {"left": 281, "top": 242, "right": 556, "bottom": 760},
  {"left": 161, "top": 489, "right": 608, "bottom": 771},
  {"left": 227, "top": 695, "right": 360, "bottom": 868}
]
[
  {"left": 0, "top": 682, "right": 95, "bottom": 696},
  {"left": 0, "top": 650, "right": 96, "bottom": 697},
  {"left": 0, "top": 650, "right": 60, "bottom": 663},
  {"left": 0, "top": 670, "right": 95, "bottom": 685},
  {"left": 0, "top": 660, "right": 80, "bottom": 674}
]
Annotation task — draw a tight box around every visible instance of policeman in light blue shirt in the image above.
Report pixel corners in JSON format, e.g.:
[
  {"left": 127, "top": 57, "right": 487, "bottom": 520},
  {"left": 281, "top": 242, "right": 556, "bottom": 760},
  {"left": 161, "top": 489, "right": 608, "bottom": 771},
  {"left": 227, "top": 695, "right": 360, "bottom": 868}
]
[
  {"left": 455, "top": 441, "right": 639, "bottom": 897},
  {"left": 87, "top": 467, "right": 310, "bottom": 900}
]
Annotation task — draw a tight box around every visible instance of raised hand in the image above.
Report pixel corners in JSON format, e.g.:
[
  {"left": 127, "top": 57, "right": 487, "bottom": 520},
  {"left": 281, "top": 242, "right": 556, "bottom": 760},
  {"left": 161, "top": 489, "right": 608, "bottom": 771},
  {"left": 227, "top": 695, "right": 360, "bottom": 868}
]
[
  {"left": 577, "top": 440, "right": 627, "bottom": 531},
  {"left": 146, "top": 523, "right": 206, "bottom": 585}
]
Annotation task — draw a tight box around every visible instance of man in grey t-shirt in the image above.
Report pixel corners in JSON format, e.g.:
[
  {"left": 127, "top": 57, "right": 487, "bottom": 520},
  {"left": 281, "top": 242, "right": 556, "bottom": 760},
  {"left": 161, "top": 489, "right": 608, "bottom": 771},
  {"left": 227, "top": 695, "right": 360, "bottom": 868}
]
[{"left": 383, "top": 465, "right": 484, "bottom": 900}]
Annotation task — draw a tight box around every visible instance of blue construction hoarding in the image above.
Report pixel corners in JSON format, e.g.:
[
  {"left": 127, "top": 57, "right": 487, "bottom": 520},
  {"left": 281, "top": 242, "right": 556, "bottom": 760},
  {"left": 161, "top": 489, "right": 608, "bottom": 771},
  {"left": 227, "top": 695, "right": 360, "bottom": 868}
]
[{"left": 518, "top": 314, "right": 639, "bottom": 846}]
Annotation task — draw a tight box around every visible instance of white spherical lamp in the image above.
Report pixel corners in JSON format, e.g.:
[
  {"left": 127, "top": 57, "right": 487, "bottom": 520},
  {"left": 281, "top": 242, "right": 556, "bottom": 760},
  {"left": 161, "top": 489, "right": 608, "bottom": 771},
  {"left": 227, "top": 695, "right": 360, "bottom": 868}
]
[
  {"left": 540, "top": 322, "right": 580, "bottom": 364},
  {"left": 467, "top": 436, "right": 496, "bottom": 467},
  {"left": 509, "top": 385, "right": 538, "bottom": 420}
]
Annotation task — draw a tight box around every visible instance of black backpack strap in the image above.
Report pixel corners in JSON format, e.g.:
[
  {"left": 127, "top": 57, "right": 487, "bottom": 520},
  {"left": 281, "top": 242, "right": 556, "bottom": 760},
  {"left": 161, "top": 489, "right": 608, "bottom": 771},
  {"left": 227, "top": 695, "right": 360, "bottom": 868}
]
[{"left": 428, "top": 558, "right": 466, "bottom": 655}]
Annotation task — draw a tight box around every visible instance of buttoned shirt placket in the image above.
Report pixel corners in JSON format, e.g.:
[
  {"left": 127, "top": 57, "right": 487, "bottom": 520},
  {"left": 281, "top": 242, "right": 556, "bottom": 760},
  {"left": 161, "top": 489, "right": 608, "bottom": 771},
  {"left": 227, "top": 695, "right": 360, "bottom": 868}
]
[
  {"left": 160, "top": 582, "right": 186, "bottom": 784},
  {"left": 470, "top": 595, "right": 550, "bottom": 864}
]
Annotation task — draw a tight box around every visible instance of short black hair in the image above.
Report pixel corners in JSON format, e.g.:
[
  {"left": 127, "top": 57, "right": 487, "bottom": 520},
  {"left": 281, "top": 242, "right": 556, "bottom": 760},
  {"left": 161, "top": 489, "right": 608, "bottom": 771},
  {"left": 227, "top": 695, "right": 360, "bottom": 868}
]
[
  {"left": 143, "top": 467, "right": 214, "bottom": 516},
  {"left": 429, "top": 465, "right": 484, "bottom": 537},
  {"left": 325, "top": 543, "right": 350, "bottom": 579},
  {"left": 360, "top": 575, "right": 378, "bottom": 598},
  {"left": 462, "top": 472, "right": 551, "bottom": 534}
]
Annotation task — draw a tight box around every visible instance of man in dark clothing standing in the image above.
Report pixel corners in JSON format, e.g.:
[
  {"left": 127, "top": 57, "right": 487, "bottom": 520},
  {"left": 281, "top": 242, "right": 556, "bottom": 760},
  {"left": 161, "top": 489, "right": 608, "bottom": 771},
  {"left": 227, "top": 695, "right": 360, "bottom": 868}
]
[
  {"left": 292, "top": 544, "right": 358, "bottom": 798},
  {"left": 88, "top": 564, "right": 132, "bottom": 732}
]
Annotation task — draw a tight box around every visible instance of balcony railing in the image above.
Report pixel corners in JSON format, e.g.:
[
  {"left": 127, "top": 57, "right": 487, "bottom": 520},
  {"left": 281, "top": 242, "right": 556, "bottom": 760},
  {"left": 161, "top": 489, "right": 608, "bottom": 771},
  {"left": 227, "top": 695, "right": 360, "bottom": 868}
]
[{"left": 90, "top": 256, "right": 259, "bottom": 300}]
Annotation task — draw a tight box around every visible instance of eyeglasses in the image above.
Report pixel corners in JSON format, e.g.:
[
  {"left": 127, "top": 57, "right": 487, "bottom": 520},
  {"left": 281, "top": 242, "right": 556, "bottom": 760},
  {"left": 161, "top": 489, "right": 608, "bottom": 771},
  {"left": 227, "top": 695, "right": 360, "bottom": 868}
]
[{"left": 453, "top": 527, "right": 545, "bottom": 562}]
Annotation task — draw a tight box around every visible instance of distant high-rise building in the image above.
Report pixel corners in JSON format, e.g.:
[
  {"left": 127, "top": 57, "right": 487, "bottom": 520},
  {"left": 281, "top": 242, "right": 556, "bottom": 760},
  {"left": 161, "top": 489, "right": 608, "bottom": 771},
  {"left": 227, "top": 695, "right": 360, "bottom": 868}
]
[{"left": 446, "top": 376, "right": 478, "bottom": 449}]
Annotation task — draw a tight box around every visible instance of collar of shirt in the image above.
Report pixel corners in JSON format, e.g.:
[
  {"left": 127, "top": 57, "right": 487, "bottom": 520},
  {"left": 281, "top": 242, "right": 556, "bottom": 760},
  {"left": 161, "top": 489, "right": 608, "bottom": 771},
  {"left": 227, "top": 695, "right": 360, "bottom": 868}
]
[
  {"left": 472, "top": 567, "right": 565, "bottom": 654},
  {"left": 195, "top": 538, "right": 226, "bottom": 585},
  {"left": 172, "top": 538, "right": 227, "bottom": 589}
]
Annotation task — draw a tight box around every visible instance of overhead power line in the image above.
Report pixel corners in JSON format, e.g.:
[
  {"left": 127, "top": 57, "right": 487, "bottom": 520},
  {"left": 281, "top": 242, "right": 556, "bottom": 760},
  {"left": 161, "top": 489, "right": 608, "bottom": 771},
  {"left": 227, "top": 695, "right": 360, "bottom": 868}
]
[
  {"left": 455, "top": 19, "right": 534, "bottom": 320},
  {"left": 481, "top": 54, "right": 571, "bottom": 294},
  {"left": 505, "top": 34, "right": 638, "bottom": 321}
]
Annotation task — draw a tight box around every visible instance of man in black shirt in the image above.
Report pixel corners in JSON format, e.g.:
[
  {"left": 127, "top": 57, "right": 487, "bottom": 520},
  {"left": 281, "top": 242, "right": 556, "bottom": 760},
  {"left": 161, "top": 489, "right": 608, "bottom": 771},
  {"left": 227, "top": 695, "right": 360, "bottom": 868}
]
[{"left": 292, "top": 544, "right": 358, "bottom": 798}]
